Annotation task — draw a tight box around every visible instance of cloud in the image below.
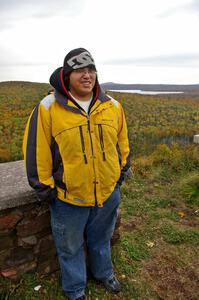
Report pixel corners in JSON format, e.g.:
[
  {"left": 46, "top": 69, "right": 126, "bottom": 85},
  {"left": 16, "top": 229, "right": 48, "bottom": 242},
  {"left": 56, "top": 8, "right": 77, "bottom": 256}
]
[
  {"left": 0, "top": 44, "right": 50, "bottom": 68},
  {"left": 0, "top": 0, "right": 84, "bottom": 15},
  {"left": 0, "top": 61, "right": 50, "bottom": 67},
  {"left": 157, "top": 0, "right": 199, "bottom": 18},
  {"left": 102, "top": 53, "right": 199, "bottom": 68},
  {"left": 185, "top": 0, "right": 199, "bottom": 11},
  {"left": 0, "top": 0, "right": 86, "bottom": 31}
]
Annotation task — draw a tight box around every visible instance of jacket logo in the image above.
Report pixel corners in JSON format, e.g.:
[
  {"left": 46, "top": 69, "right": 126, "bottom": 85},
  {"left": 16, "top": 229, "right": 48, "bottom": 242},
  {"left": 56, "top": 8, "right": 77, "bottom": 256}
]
[
  {"left": 73, "top": 197, "right": 85, "bottom": 203},
  {"left": 67, "top": 51, "right": 95, "bottom": 69}
]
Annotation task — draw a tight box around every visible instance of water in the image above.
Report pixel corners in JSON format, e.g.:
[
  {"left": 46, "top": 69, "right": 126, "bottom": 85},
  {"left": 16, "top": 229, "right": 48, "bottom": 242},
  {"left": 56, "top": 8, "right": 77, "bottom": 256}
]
[{"left": 109, "top": 89, "right": 184, "bottom": 95}]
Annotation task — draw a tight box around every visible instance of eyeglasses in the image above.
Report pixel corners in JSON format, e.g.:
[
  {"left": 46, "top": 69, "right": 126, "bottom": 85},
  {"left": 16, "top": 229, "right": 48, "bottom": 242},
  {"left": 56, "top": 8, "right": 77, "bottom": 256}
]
[{"left": 73, "top": 67, "right": 97, "bottom": 75}]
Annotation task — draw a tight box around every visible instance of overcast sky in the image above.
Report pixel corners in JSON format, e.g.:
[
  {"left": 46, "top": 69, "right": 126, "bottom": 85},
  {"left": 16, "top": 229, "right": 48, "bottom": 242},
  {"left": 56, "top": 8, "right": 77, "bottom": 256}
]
[{"left": 0, "top": 0, "right": 199, "bottom": 84}]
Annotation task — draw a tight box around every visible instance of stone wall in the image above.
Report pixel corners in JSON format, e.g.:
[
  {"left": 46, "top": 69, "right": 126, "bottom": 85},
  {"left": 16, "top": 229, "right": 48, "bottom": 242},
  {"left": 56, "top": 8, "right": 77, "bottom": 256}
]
[
  {"left": 0, "top": 160, "right": 120, "bottom": 281},
  {"left": 0, "top": 161, "right": 59, "bottom": 281}
]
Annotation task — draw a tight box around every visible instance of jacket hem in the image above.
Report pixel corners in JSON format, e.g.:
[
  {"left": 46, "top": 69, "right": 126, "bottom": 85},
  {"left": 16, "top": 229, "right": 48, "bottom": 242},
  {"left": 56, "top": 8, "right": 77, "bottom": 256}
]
[{"left": 57, "top": 187, "right": 96, "bottom": 207}]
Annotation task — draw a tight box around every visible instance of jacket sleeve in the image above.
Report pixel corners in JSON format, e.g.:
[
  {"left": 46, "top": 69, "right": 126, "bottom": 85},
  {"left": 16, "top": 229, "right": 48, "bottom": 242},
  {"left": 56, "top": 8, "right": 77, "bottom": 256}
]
[
  {"left": 117, "top": 102, "right": 131, "bottom": 185},
  {"left": 23, "top": 101, "right": 57, "bottom": 202}
]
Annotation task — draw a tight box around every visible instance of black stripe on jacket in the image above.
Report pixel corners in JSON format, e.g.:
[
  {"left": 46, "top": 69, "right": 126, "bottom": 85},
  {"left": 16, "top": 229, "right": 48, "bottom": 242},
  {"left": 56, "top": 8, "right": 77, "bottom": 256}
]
[{"left": 26, "top": 104, "right": 57, "bottom": 202}]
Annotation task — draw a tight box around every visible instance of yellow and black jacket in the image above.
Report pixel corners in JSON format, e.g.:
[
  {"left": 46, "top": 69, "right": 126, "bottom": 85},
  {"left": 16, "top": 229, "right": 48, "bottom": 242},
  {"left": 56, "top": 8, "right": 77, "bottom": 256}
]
[{"left": 23, "top": 67, "right": 131, "bottom": 207}]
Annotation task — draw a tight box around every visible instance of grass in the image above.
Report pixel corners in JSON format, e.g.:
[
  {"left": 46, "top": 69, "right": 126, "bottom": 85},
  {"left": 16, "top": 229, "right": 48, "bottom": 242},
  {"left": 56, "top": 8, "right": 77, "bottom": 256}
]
[
  {"left": 180, "top": 171, "right": 199, "bottom": 207},
  {"left": 1, "top": 159, "right": 199, "bottom": 299},
  {"left": 161, "top": 224, "right": 199, "bottom": 245}
]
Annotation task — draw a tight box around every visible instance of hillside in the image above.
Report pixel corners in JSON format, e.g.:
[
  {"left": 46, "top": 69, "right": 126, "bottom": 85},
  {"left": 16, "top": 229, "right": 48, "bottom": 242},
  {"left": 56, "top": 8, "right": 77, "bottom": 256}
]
[
  {"left": 0, "top": 81, "right": 50, "bottom": 162},
  {"left": 1, "top": 83, "right": 199, "bottom": 299},
  {"left": 0, "top": 81, "right": 199, "bottom": 299},
  {"left": 0, "top": 81, "right": 199, "bottom": 162},
  {"left": 0, "top": 81, "right": 50, "bottom": 97}
]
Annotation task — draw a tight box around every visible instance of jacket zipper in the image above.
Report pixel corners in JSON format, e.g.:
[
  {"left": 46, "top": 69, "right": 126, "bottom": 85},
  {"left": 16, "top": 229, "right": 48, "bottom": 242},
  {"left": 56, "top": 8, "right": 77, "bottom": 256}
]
[
  {"left": 87, "top": 116, "right": 98, "bottom": 205},
  {"left": 79, "top": 126, "right": 88, "bottom": 164},
  {"left": 98, "top": 124, "right": 106, "bottom": 161}
]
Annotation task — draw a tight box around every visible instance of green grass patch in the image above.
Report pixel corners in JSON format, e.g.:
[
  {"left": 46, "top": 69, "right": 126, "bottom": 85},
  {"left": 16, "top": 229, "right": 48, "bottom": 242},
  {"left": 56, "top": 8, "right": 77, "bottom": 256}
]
[
  {"left": 0, "top": 273, "right": 66, "bottom": 300},
  {"left": 148, "top": 209, "right": 180, "bottom": 223},
  {"left": 180, "top": 171, "right": 199, "bottom": 207},
  {"left": 121, "top": 236, "right": 150, "bottom": 261},
  {"left": 161, "top": 224, "right": 199, "bottom": 245}
]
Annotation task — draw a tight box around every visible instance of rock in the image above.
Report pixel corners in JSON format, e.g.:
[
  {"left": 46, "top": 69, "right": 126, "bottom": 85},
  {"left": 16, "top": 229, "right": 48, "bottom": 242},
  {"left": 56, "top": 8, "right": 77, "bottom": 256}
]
[
  {"left": 0, "top": 249, "right": 12, "bottom": 268},
  {"left": 0, "top": 234, "right": 15, "bottom": 251},
  {"left": 37, "top": 248, "right": 57, "bottom": 263},
  {"left": 0, "top": 212, "right": 23, "bottom": 232},
  {"left": 20, "top": 235, "right": 38, "bottom": 246},
  {"left": 34, "top": 235, "right": 55, "bottom": 253},
  {"left": 1, "top": 261, "right": 37, "bottom": 281},
  {"left": 193, "top": 134, "right": 199, "bottom": 143},
  {"left": 1, "top": 268, "right": 17, "bottom": 277},
  {"left": 5, "top": 247, "right": 34, "bottom": 267},
  {"left": 37, "top": 257, "right": 59, "bottom": 275},
  {"left": 17, "top": 212, "right": 51, "bottom": 237},
  {"left": 0, "top": 160, "right": 36, "bottom": 211}
]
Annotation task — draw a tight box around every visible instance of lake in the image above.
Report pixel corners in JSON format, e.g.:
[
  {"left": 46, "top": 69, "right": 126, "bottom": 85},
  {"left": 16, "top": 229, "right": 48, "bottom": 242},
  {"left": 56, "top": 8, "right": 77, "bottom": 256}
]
[{"left": 108, "top": 89, "right": 184, "bottom": 95}]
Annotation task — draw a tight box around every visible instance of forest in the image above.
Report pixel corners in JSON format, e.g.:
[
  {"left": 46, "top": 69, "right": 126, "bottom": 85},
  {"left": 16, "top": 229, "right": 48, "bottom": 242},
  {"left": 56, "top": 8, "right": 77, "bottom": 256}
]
[
  {"left": 1, "top": 82, "right": 199, "bottom": 299},
  {"left": 0, "top": 81, "right": 50, "bottom": 162},
  {"left": 0, "top": 81, "right": 199, "bottom": 163}
]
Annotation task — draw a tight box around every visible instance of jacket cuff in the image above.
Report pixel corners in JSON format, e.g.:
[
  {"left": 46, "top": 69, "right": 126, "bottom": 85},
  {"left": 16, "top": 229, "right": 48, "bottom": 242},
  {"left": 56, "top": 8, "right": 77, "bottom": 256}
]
[
  {"left": 36, "top": 187, "right": 57, "bottom": 203},
  {"left": 117, "top": 170, "right": 126, "bottom": 186},
  {"left": 117, "top": 167, "right": 133, "bottom": 186}
]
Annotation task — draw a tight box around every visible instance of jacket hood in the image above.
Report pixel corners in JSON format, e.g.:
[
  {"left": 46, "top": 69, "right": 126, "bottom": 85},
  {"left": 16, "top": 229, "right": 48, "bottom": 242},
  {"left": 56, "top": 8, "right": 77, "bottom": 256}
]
[{"left": 49, "top": 67, "right": 110, "bottom": 103}]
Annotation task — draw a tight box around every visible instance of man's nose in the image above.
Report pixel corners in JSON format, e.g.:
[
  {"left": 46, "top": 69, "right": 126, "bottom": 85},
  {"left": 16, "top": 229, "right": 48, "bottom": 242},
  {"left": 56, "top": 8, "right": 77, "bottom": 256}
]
[
  {"left": 82, "top": 68, "right": 91, "bottom": 75},
  {"left": 82, "top": 69, "right": 91, "bottom": 76}
]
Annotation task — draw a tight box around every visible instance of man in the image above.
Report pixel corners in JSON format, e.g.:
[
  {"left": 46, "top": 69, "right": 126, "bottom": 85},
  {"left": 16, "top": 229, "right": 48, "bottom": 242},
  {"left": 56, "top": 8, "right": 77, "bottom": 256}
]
[{"left": 23, "top": 48, "right": 131, "bottom": 300}]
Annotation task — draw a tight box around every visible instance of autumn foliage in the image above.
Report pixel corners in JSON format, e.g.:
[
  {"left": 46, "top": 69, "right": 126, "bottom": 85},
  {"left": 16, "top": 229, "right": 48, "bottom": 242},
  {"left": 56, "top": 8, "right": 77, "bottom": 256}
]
[
  {"left": 0, "top": 81, "right": 50, "bottom": 162},
  {"left": 0, "top": 83, "right": 199, "bottom": 163}
]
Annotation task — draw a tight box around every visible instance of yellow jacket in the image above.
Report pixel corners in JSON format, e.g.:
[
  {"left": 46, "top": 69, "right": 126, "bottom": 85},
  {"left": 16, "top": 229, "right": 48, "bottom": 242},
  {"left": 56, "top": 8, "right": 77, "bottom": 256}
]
[{"left": 23, "top": 69, "right": 131, "bottom": 207}]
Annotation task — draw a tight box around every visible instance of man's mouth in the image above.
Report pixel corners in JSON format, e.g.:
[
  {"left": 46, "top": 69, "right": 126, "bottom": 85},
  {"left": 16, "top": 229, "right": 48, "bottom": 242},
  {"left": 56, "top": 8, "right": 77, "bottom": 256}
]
[{"left": 81, "top": 81, "right": 92, "bottom": 86}]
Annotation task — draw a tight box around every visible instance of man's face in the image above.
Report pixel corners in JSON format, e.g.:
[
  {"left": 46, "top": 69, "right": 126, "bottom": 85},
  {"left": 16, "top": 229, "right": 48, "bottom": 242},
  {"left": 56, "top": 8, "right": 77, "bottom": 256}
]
[{"left": 69, "top": 67, "right": 97, "bottom": 99}]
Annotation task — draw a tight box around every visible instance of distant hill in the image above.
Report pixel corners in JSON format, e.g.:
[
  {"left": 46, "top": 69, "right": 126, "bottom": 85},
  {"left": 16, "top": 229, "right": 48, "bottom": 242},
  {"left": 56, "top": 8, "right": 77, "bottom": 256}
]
[
  {"left": 0, "top": 80, "right": 50, "bottom": 96},
  {"left": 1, "top": 80, "right": 199, "bottom": 96},
  {"left": 101, "top": 82, "right": 199, "bottom": 95},
  {"left": 0, "top": 81, "right": 50, "bottom": 88}
]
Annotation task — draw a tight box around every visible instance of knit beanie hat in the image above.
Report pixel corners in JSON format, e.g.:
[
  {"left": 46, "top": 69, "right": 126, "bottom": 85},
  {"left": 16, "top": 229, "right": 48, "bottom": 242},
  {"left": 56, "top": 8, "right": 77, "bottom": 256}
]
[{"left": 63, "top": 48, "right": 97, "bottom": 76}]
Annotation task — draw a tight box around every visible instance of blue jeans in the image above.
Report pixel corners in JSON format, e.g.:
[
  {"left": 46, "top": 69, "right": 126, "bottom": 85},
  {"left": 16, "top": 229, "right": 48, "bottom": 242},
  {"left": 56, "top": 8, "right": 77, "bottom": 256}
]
[{"left": 50, "top": 185, "right": 120, "bottom": 300}]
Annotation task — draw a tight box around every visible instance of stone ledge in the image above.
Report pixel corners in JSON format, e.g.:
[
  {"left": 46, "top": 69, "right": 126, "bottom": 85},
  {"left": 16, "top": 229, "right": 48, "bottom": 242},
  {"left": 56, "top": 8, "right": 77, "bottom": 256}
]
[{"left": 0, "top": 160, "right": 36, "bottom": 211}]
